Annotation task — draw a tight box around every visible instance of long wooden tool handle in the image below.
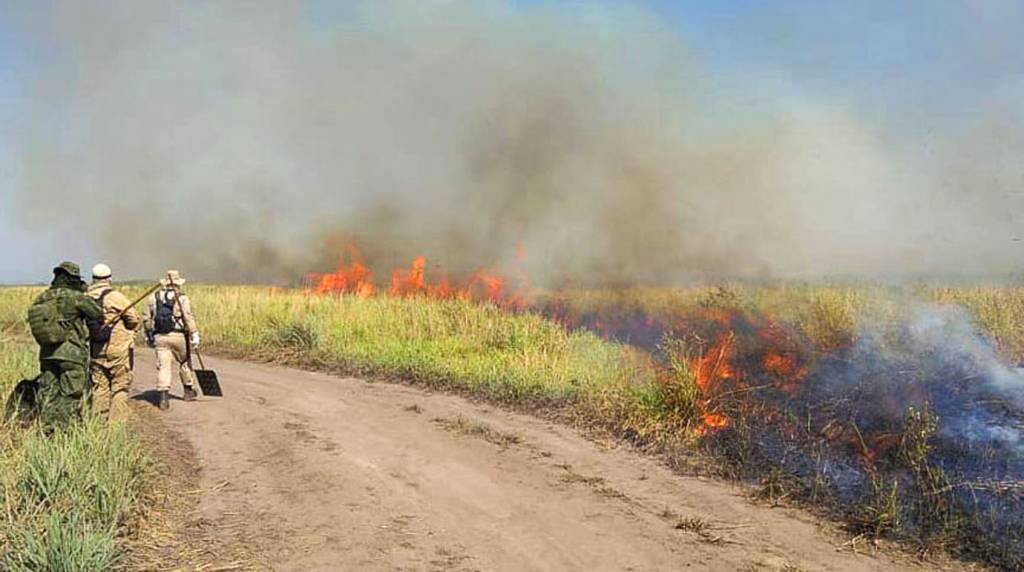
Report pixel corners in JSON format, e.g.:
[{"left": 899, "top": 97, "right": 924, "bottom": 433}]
[
  {"left": 168, "top": 274, "right": 195, "bottom": 369},
  {"left": 103, "top": 282, "right": 162, "bottom": 327}
]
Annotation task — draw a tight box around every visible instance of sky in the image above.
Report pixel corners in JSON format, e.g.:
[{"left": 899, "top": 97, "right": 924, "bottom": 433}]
[
  {"left": 0, "top": 0, "right": 1022, "bottom": 284},
  {"left": 0, "top": 15, "right": 28, "bottom": 281}
]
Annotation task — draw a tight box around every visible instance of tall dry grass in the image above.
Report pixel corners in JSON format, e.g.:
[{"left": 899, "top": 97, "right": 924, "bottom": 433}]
[
  {"left": 4, "top": 282, "right": 1024, "bottom": 568},
  {"left": 190, "top": 286, "right": 676, "bottom": 437},
  {"left": 925, "top": 286, "right": 1024, "bottom": 362}
]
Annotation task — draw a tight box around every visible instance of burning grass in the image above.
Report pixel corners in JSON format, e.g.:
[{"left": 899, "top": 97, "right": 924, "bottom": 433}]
[
  {"left": 186, "top": 282, "right": 1024, "bottom": 568},
  {"left": 537, "top": 285, "right": 1024, "bottom": 568},
  {"left": 5, "top": 282, "right": 1024, "bottom": 567}
]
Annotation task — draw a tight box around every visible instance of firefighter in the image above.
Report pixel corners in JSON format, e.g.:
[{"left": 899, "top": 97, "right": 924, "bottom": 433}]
[
  {"left": 143, "top": 270, "right": 201, "bottom": 410},
  {"left": 86, "top": 263, "right": 141, "bottom": 422},
  {"left": 27, "top": 262, "right": 104, "bottom": 428}
]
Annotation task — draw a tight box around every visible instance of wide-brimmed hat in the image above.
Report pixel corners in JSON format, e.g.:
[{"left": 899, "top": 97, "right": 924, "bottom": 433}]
[
  {"left": 160, "top": 270, "right": 186, "bottom": 287},
  {"left": 53, "top": 261, "right": 82, "bottom": 279}
]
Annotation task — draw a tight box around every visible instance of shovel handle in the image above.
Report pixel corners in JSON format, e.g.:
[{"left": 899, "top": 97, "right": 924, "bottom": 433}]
[{"left": 103, "top": 282, "right": 162, "bottom": 328}]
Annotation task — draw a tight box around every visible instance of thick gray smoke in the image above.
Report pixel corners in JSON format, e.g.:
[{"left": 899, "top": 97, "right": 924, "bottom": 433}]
[{"left": 11, "top": 0, "right": 1024, "bottom": 284}]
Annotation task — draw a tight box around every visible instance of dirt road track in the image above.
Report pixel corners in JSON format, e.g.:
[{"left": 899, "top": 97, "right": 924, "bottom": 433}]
[{"left": 133, "top": 352, "right": 946, "bottom": 571}]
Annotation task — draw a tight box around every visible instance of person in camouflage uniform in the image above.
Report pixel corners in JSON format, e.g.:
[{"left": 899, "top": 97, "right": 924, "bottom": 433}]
[{"left": 32, "top": 262, "right": 104, "bottom": 428}]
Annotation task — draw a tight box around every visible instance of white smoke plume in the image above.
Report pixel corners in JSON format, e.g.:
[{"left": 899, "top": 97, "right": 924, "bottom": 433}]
[
  {"left": 9, "top": 0, "right": 1024, "bottom": 284},
  {"left": 825, "top": 303, "right": 1024, "bottom": 449}
]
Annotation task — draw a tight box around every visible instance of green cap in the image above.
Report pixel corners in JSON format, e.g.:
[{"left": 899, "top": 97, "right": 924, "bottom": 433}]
[{"left": 53, "top": 261, "right": 82, "bottom": 279}]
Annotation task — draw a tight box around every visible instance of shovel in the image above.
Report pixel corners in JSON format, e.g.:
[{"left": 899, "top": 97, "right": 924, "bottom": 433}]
[
  {"left": 168, "top": 274, "right": 223, "bottom": 398},
  {"left": 192, "top": 349, "right": 223, "bottom": 397}
]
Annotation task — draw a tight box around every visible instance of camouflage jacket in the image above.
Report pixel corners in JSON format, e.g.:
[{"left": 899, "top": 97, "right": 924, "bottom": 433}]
[{"left": 33, "top": 284, "right": 104, "bottom": 368}]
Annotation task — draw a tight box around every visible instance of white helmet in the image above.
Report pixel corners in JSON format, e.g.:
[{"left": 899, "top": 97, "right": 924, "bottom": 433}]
[{"left": 91, "top": 263, "right": 112, "bottom": 280}]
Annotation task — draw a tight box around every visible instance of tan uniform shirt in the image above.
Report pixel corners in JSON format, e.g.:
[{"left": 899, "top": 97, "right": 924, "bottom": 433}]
[
  {"left": 145, "top": 288, "right": 199, "bottom": 335},
  {"left": 86, "top": 281, "right": 141, "bottom": 366}
]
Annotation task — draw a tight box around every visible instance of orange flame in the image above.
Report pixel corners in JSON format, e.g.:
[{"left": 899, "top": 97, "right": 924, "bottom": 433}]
[
  {"left": 687, "top": 311, "right": 810, "bottom": 437},
  {"left": 762, "top": 350, "right": 808, "bottom": 394},
  {"left": 307, "top": 245, "right": 375, "bottom": 298},
  {"left": 695, "top": 412, "right": 731, "bottom": 436},
  {"left": 692, "top": 333, "right": 736, "bottom": 393},
  {"left": 312, "top": 246, "right": 530, "bottom": 310},
  {"left": 690, "top": 332, "right": 738, "bottom": 437},
  {"left": 390, "top": 256, "right": 428, "bottom": 297}
]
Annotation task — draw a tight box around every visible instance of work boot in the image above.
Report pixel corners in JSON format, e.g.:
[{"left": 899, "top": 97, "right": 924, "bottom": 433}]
[
  {"left": 159, "top": 390, "right": 170, "bottom": 411},
  {"left": 183, "top": 386, "right": 198, "bottom": 402}
]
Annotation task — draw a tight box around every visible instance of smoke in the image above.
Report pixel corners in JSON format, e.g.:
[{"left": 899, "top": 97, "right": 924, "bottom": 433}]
[
  {"left": 10, "top": 0, "right": 1024, "bottom": 283},
  {"left": 905, "top": 306, "right": 1024, "bottom": 409},
  {"left": 807, "top": 303, "right": 1024, "bottom": 458}
]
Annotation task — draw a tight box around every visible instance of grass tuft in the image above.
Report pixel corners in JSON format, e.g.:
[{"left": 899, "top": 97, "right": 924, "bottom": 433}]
[
  {"left": 0, "top": 330, "right": 152, "bottom": 570},
  {"left": 6, "top": 283, "right": 1024, "bottom": 568},
  {"left": 434, "top": 415, "right": 523, "bottom": 449}
]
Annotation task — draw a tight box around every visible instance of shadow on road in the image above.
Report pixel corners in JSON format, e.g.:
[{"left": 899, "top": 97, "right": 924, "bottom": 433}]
[{"left": 132, "top": 389, "right": 185, "bottom": 407}]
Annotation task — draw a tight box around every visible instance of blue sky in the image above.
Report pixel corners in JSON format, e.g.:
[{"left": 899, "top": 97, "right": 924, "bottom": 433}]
[{"left": 1, "top": 0, "right": 1021, "bottom": 283}]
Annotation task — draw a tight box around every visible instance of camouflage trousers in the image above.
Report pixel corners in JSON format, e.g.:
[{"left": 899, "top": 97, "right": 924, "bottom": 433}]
[
  {"left": 91, "top": 358, "right": 133, "bottom": 422},
  {"left": 37, "top": 360, "right": 90, "bottom": 429}
]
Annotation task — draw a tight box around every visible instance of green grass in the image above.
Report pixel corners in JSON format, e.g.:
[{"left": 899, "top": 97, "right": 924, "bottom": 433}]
[
  {"left": 0, "top": 329, "right": 152, "bottom": 570},
  {"left": 192, "top": 286, "right": 675, "bottom": 438},
  {"left": 5, "top": 282, "right": 1024, "bottom": 568},
  {"left": 0, "top": 288, "right": 36, "bottom": 337},
  {"left": 182, "top": 283, "right": 1024, "bottom": 568}
]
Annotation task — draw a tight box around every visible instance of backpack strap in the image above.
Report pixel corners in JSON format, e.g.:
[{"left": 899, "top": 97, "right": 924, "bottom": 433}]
[
  {"left": 158, "top": 288, "right": 176, "bottom": 307},
  {"left": 157, "top": 288, "right": 183, "bottom": 332},
  {"left": 97, "top": 287, "right": 113, "bottom": 306}
]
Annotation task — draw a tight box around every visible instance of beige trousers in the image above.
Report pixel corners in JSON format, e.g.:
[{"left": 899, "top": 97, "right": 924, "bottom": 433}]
[
  {"left": 91, "top": 360, "right": 133, "bottom": 422},
  {"left": 154, "top": 332, "right": 197, "bottom": 391}
]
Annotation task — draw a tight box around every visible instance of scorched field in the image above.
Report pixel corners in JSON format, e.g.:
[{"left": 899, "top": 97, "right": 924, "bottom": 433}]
[{"left": 3, "top": 277, "right": 1024, "bottom": 569}]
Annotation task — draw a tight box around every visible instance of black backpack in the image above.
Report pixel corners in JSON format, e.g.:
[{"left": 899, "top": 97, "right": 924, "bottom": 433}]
[
  {"left": 153, "top": 290, "right": 179, "bottom": 334},
  {"left": 88, "top": 288, "right": 114, "bottom": 346},
  {"left": 4, "top": 377, "right": 41, "bottom": 425}
]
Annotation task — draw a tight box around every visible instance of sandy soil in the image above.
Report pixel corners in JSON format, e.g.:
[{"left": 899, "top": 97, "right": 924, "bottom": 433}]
[{"left": 130, "top": 352, "right": 960, "bottom": 572}]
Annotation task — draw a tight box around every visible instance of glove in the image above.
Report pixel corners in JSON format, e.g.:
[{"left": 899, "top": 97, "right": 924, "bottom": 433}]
[
  {"left": 191, "top": 332, "right": 201, "bottom": 349},
  {"left": 145, "top": 332, "right": 155, "bottom": 348}
]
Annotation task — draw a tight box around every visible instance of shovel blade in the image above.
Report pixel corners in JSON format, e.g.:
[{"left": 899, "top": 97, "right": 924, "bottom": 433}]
[{"left": 195, "top": 369, "right": 223, "bottom": 397}]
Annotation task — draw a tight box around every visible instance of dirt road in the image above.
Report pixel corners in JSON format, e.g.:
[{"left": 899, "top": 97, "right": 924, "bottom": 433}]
[{"left": 132, "top": 352, "right": 942, "bottom": 571}]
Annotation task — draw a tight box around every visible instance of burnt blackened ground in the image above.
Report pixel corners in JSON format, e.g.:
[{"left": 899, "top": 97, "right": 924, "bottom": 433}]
[{"left": 537, "top": 294, "right": 1024, "bottom": 569}]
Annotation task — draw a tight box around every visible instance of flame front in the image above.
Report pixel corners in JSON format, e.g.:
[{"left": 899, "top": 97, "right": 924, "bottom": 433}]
[
  {"left": 311, "top": 246, "right": 529, "bottom": 310},
  {"left": 307, "top": 245, "right": 375, "bottom": 298},
  {"left": 762, "top": 350, "right": 808, "bottom": 394},
  {"left": 692, "top": 333, "right": 736, "bottom": 393},
  {"left": 690, "top": 332, "right": 737, "bottom": 436},
  {"left": 695, "top": 412, "right": 730, "bottom": 436},
  {"left": 685, "top": 310, "right": 812, "bottom": 438},
  {"left": 309, "top": 250, "right": 823, "bottom": 442}
]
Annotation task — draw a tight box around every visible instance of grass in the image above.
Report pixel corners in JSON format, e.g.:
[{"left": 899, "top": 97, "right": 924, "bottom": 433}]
[
  {"left": 0, "top": 318, "right": 152, "bottom": 570},
  {"left": 434, "top": 415, "right": 523, "bottom": 449},
  {"left": 179, "top": 283, "right": 1024, "bottom": 568},
  {"left": 0, "top": 288, "right": 35, "bottom": 337},
  {"left": 193, "top": 286, "right": 664, "bottom": 426},
  {"left": 4, "top": 282, "right": 1024, "bottom": 568},
  {"left": 926, "top": 286, "right": 1024, "bottom": 362},
  {"left": 540, "top": 284, "right": 1024, "bottom": 568}
]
